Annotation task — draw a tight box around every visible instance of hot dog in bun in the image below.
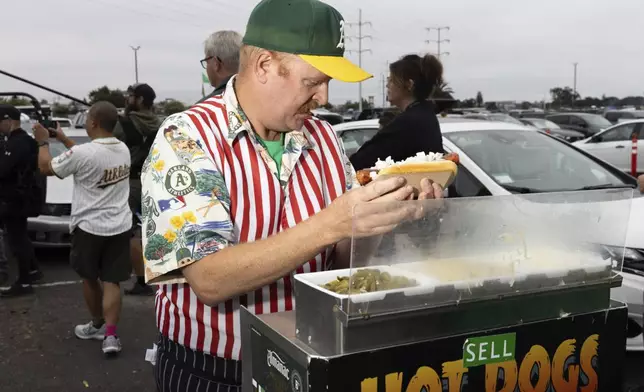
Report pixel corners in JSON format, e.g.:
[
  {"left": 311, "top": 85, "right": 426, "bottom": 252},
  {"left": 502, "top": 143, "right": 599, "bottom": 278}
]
[{"left": 356, "top": 152, "right": 459, "bottom": 189}]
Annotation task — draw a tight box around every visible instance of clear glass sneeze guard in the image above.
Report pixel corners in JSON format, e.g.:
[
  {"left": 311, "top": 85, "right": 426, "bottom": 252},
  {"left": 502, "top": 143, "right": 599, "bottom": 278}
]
[{"left": 336, "top": 189, "right": 633, "bottom": 318}]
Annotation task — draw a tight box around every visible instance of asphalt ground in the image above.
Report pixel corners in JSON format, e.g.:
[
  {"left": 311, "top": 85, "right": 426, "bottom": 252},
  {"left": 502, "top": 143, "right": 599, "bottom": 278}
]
[
  {"left": 0, "top": 248, "right": 643, "bottom": 392},
  {"left": 0, "top": 248, "right": 157, "bottom": 392}
]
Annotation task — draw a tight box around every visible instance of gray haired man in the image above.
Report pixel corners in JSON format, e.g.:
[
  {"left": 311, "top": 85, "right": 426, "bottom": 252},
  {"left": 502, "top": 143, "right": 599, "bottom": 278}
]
[{"left": 197, "top": 30, "right": 242, "bottom": 103}]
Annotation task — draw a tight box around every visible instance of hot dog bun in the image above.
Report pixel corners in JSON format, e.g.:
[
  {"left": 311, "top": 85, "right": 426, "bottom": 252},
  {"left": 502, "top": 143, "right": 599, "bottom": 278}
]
[
  {"left": 378, "top": 160, "right": 458, "bottom": 191},
  {"left": 377, "top": 160, "right": 458, "bottom": 176}
]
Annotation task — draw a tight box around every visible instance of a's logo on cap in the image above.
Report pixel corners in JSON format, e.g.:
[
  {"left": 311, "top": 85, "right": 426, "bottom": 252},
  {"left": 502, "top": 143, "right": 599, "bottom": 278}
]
[{"left": 336, "top": 20, "right": 345, "bottom": 49}]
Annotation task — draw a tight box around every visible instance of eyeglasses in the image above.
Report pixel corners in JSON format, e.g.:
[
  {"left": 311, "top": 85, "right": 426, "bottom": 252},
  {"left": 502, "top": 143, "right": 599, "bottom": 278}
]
[{"left": 200, "top": 56, "right": 221, "bottom": 69}]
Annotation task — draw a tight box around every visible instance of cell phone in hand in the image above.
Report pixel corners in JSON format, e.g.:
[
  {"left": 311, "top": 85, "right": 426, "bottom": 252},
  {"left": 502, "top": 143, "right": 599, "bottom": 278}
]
[{"left": 40, "top": 119, "right": 58, "bottom": 137}]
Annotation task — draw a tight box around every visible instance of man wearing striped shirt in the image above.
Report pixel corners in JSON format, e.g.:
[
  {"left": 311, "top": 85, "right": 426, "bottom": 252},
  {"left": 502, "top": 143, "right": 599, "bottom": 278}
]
[{"left": 142, "top": 0, "right": 443, "bottom": 390}]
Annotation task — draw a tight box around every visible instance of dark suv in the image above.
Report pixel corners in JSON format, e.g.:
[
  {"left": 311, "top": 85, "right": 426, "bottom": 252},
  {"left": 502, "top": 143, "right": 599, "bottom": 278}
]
[
  {"left": 546, "top": 113, "right": 612, "bottom": 137},
  {"left": 604, "top": 110, "right": 644, "bottom": 125}
]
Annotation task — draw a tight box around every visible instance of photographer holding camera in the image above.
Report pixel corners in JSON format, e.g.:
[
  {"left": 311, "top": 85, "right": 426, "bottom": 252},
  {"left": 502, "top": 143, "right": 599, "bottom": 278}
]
[
  {"left": 34, "top": 101, "right": 132, "bottom": 355},
  {"left": 0, "top": 104, "right": 43, "bottom": 297}
]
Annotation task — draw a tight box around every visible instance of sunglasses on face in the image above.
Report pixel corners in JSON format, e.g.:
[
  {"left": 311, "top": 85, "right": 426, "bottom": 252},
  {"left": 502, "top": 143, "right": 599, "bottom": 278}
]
[{"left": 200, "top": 56, "right": 221, "bottom": 69}]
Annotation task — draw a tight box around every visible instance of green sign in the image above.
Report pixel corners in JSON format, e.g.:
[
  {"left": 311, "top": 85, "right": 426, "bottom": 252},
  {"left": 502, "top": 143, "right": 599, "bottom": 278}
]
[{"left": 462, "top": 332, "right": 516, "bottom": 368}]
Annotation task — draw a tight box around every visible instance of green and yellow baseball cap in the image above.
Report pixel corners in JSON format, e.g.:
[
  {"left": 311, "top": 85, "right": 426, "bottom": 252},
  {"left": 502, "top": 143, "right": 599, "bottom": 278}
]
[{"left": 242, "top": 0, "right": 372, "bottom": 83}]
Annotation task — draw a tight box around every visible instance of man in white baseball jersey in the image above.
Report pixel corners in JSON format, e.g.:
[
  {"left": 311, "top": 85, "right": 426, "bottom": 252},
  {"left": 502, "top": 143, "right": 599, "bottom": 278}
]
[{"left": 33, "top": 101, "right": 132, "bottom": 356}]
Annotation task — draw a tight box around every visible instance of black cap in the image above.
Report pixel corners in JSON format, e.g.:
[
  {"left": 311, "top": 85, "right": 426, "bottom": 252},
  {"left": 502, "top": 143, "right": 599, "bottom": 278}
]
[
  {"left": 0, "top": 104, "right": 21, "bottom": 121},
  {"left": 127, "top": 83, "right": 156, "bottom": 103}
]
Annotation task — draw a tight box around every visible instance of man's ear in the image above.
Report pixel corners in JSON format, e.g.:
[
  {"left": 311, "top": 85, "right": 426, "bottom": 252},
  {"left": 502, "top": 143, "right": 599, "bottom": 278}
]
[{"left": 254, "top": 50, "right": 273, "bottom": 84}]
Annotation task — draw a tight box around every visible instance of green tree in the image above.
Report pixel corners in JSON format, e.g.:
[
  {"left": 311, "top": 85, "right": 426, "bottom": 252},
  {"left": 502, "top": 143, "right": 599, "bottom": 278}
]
[
  {"left": 460, "top": 98, "right": 477, "bottom": 108},
  {"left": 40, "top": 99, "right": 48, "bottom": 105},
  {"left": 0, "top": 97, "right": 30, "bottom": 106},
  {"left": 68, "top": 102, "right": 81, "bottom": 115},
  {"left": 52, "top": 102, "right": 70, "bottom": 117},
  {"left": 432, "top": 81, "right": 454, "bottom": 100},
  {"left": 88, "top": 86, "right": 126, "bottom": 108},
  {"left": 161, "top": 99, "right": 186, "bottom": 116},
  {"left": 549, "top": 86, "right": 580, "bottom": 108},
  {"left": 520, "top": 101, "right": 532, "bottom": 110},
  {"left": 475, "top": 91, "right": 484, "bottom": 107}
]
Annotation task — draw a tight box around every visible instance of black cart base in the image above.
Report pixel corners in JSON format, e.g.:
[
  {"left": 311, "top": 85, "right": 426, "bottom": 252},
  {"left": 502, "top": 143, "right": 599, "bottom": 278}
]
[{"left": 241, "top": 301, "right": 628, "bottom": 392}]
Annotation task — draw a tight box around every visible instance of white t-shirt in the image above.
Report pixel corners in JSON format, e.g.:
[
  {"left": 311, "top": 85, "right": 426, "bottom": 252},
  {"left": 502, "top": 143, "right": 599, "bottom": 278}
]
[{"left": 50, "top": 137, "right": 132, "bottom": 236}]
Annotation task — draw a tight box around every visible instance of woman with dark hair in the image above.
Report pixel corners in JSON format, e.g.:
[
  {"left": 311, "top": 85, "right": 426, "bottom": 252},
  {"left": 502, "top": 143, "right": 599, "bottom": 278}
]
[{"left": 350, "top": 53, "right": 445, "bottom": 170}]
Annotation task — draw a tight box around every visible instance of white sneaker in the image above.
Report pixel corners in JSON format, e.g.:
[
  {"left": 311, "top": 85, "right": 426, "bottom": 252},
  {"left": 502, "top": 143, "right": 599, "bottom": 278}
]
[
  {"left": 74, "top": 321, "right": 106, "bottom": 340},
  {"left": 102, "top": 335, "right": 122, "bottom": 355}
]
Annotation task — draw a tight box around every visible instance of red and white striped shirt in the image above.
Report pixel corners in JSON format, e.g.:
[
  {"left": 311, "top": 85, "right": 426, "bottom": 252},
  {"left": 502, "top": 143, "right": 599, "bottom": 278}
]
[{"left": 141, "top": 76, "right": 357, "bottom": 360}]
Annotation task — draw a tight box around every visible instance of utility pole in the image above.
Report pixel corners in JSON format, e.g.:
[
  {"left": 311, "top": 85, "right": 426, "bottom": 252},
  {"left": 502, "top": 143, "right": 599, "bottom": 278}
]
[
  {"left": 346, "top": 9, "right": 372, "bottom": 112},
  {"left": 425, "top": 26, "right": 450, "bottom": 58},
  {"left": 572, "top": 62, "right": 578, "bottom": 107},
  {"left": 130, "top": 46, "right": 141, "bottom": 84},
  {"left": 381, "top": 74, "right": 385, "bottom": 108},
  {"left": 381, "top": 60, "right": 389, "bottom": 108}
]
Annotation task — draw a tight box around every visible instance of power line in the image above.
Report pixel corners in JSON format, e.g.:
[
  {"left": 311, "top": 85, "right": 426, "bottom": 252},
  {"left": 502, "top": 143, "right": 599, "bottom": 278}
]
[
  {"left": 346, "top": 8, "right": 372, "bottom": 112},
  {"left": 425, "top": 26, "right": 450, "bottom": 58}
]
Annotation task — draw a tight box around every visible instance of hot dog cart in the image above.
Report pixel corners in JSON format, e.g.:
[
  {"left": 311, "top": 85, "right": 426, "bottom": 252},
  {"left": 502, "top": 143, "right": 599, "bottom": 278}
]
[{"left": 241, "top": 189, "right": 634, "bottom": 392}]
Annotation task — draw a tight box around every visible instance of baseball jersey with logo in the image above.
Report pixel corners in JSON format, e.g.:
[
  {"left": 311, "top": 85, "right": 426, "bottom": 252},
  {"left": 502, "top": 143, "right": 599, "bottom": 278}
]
[{"left": 50, "top": 137, "right": 132, "bottom": 236}]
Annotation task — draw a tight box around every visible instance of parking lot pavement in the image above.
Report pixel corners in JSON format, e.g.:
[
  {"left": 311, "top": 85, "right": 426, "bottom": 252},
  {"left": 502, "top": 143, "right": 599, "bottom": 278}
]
[
  {"left": 0, "top": 249, "right": 157, "bottom": 392},
  {"left": 1, "top": 249, "right": 643, "bottom": 391}
]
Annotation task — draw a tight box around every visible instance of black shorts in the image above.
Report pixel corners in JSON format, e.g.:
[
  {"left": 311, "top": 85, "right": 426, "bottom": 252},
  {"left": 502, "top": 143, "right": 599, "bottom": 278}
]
[{"left": 70, "top": 228, "right": 132, "bottom": 283}]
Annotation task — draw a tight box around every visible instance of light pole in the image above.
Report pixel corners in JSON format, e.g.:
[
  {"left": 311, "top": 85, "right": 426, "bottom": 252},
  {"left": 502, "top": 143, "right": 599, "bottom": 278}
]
[
  {"left": 130, "top": 46, "right": 141, "bottom": 84},
  {"left": 572, "top": 62, "right": 578, "bottom": 107}
]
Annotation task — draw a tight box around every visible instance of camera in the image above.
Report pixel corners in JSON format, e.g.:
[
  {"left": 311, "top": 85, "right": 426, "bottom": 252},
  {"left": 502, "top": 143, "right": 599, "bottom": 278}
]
[{"left": 40, "top": 119, "right": 58, "bottom": 137}]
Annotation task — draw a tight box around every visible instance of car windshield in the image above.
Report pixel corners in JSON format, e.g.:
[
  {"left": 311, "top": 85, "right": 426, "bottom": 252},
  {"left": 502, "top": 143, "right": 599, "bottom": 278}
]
[
  {"left": 578, "top": 114, "right": 612, "bottom": 128},
  {"left": 445, "top": 129, "right": 627, "bottom": 192},
  {"left": 50, "top": 137, "right": 91, "bottom": 157}
]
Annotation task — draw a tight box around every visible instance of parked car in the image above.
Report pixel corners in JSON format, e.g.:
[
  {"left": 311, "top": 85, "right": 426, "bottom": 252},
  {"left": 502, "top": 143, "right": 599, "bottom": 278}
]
[
  {"left": 334, "top": 118, "right": 644, "bottom": 351},
  {"left": 573, "top": 120, "right": 644, "bottom": 174},
  {"left": 27, "top": 130, "right": 90, "bottom": 247},
  {"left": 463, "top": 113, "right": 525, "bottom": 126},
  {"left": 72, "top": 111, "right": 87, "bottom": 129},
  {"left": 311, "top": 108, "right": 344, "bottom": 125},
  {"left": 52, "top": 117, "right": 72, "bottom": 129},
  {"left": 604, "top": 110, "right": 644, "bottom": 125},
  {"left": 547, "top": 112, "right": 612, "bottom": 137},
  {"left": 520, "top": 117, "right": 585, "bottom": 142}
]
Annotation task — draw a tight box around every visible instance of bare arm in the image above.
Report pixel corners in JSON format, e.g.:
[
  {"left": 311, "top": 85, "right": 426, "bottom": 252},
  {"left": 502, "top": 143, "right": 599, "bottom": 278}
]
[
  {"left": 33, "top": 123, "right": 76, "bottom": 177},
  {"left": 37, "top": 144, "right": 55, "bottom": 176},
  {"left": 183, "top": 212, "right": 337, "bottom": 305}
]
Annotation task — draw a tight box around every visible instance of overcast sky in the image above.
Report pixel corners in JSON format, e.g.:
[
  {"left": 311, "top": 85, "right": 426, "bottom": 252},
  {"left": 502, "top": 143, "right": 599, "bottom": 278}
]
[{"left": 2, "top": 0, "right": 643, "bottom": 106}]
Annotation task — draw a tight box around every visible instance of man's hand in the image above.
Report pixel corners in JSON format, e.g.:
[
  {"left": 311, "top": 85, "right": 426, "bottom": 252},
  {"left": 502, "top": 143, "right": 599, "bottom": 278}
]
[
  {"left": 320, "top": 176, "right": 444, "bottom": 243},
  {"left": 50, "top": 122, "right": 66, "bottom": 141},
  {"left": 32, "top": 123, "right": 50, "bottom": 143},
  {"left": 638, "top": 175, "right": 644, "bottom": 193}
]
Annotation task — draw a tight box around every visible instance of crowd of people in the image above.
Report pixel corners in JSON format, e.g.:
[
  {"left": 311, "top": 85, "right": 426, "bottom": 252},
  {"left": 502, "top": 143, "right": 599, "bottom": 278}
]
[{"left": 7, "top": 0, "right": 619, "bottom": 390}]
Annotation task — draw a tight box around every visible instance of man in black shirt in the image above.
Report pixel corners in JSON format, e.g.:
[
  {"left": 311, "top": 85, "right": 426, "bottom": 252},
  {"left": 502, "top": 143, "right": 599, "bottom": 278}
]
[{"left": 0, "top": 104, "right": 42, "bottom": 297}]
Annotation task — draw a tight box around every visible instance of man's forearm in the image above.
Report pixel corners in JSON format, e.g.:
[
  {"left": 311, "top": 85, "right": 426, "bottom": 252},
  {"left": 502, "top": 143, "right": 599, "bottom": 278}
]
[
  {"left": 59, "top": 135, "right": 75, "bottom": 149},
  {"left": 37, "top": 146, "right": 53, "bottom": 175},
  {"left": 182, "top": 212, "right": 340, "bottom": 306}
]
